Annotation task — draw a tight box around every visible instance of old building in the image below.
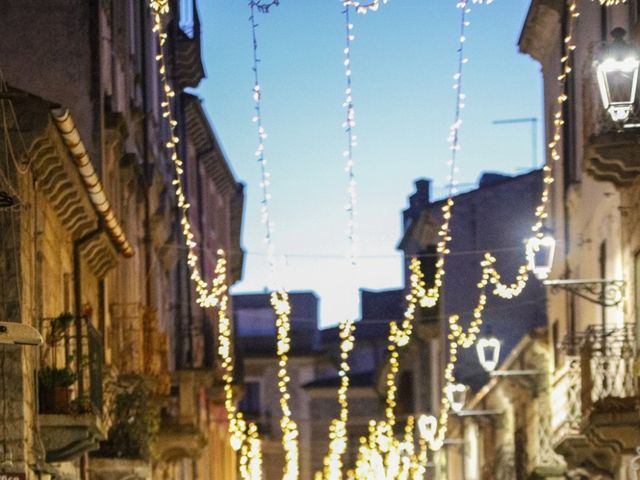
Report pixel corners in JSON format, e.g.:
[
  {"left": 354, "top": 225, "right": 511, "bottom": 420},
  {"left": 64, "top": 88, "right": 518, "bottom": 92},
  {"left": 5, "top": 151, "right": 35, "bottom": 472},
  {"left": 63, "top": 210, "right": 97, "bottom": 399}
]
[
  {"left": 398, "top": 171, "right": 549, "bottom": 479},
  {"left": 0, "top": 1, "right": 244, "bottom": 479},
  {"left": 308, "top": 288, "right": 403, "bottom": 475},
  {"left": 517, "top": 0, "right": 640, "bottom": 477},
  {"left": 233, "top": 291, "right": 331, "bottom": 480}
]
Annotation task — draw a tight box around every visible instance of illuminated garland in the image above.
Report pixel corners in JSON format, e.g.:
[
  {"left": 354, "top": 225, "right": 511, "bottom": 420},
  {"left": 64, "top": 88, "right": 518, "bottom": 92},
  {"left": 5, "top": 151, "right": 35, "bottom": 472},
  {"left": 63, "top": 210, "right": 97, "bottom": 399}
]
[
  {"left": 150, "top": 2, "right": 264, "bottom": 475},
  {"left": 248, "top": 6, "right": 301, "bottom": 479},
  {"left": 316, "top": 320, "right": 356, "bottom": 480},
  {"left": 342, "top": 2, "right": 359, "bottom": 264},
  {"left": 270, "top": 291, "right": 300, "bottom": 480},
  {"left": 212, "top": 251, "right": 263, "bottom": 479},
  {"left": 344, "top": 0, "right": 389, "bottom": 14},
  {"left": 250, "top": 3, "right": 278, "bottom": 275},
  {"left": 149, "top": 1, "right": 222, "bottom": 309},
  {"left": 421, "top": 0, "right": 581, "bottom": 452}
]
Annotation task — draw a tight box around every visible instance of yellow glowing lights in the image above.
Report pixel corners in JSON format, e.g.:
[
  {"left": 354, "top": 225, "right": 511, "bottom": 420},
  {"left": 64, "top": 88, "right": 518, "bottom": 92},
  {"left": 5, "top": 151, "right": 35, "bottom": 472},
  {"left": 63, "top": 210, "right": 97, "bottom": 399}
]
[
  {"left": 212, "top": 251, "right": 263, "bottom": 480},
  {"left": 147, "top": 0, "right": 597, "bottom": 476},
  {"left": 271, "top": 291, "right": 300, "bottom": 480},
  {"left": 316, "top": 319, "right": 356, "bottom": 480}
]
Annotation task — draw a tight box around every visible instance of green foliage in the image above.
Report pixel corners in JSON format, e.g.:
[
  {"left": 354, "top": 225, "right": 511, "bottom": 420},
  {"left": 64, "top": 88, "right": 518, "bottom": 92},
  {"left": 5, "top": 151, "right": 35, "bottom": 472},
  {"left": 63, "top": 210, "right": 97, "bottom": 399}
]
[
  {"left": 38, "top": 365, "right": 76, "bottom": 388},
  {"left": 97, "top": 379, "right": 161, "bottom": 460}
]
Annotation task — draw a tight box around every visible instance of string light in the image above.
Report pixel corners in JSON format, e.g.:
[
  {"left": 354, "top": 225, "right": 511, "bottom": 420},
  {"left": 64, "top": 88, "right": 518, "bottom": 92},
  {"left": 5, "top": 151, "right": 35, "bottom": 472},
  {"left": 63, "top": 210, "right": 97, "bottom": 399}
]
[
  {"left": 340, "top": 2, "right": 360, "bottom": 264},
  {"left": 271, "top": 290, "right": 300, "bottom": 480},
  {"left": 213, "top": 251, "right": 263, "bottom": 479},
  {"left": 344, "top": 0, "right": 389, "bottom": 14},
  {"left": 149, "top": 1, "right": 225, "bottom": 309},
  {"left": 250, "top": 2, "right": 279, "bottom": 278},
  {"left": 150, "top": 1, "right": 265, "bottom": 475},
  {"left": 316, "top": 319, "right": 356, "bottom": 480}
]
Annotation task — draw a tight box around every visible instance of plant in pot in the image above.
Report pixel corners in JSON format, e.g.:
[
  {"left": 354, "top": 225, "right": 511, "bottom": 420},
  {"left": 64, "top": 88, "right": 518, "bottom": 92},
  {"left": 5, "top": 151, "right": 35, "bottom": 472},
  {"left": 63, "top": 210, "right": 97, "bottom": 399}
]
[{"left": 38, "top": 365, "right": 76, "bottom": 414}]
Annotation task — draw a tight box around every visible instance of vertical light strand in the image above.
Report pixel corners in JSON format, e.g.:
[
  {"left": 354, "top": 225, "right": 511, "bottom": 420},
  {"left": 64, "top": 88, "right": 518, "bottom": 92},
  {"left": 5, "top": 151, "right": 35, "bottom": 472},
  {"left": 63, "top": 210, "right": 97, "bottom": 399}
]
[
  {"left": 149, "top": 1, "right": 263, "bottom": 473},
  {"left": 213, "top": 251, "right": 263, "bottom": 480},
  {"left": 248, "top": 4, "right": 299, "bottom": 478},
  {"left": 342, "top": 2, "right": 358, "bottom": 265},
  {"left": 317, "top": 319, "right": 356, "bottom": 480},
  {"left": 148, "top": 0, "right": 225, "bottom": 309},
  {"left": 250, "top": 3, "right": 278, "bottom": 279},
  {"left": 271, "top": 291, "right": 300, "bottom": 480},
  {"left": 446, "top": 1, "right": 471, "bottom": 197}
]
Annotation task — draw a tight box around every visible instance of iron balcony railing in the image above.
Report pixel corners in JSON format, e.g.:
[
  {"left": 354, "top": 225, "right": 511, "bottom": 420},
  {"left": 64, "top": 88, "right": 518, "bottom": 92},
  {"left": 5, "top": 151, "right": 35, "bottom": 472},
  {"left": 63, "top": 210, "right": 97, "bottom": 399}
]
[
  {"left": 39, "top": 315, "right": 104, "bottom": 415},
  {"left": 553, "top": 324, "right": 637, "bottom": 442}
]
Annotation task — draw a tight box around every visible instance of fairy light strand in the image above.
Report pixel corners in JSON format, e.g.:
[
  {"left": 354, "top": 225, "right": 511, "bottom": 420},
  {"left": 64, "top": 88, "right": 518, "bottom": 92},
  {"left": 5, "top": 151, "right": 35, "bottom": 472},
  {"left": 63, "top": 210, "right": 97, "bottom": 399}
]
[
  {"left": 316, "top": 319, "right": 356, "bottom": 480},
  {"left": 341, "top": 3, "right": 359, "bottom": 265},
  {"left": 344, "top": 0, "right": 389, "bottom": 14},
  {"left": 250, "top": 3, "right": 278, "bottom": 277}
]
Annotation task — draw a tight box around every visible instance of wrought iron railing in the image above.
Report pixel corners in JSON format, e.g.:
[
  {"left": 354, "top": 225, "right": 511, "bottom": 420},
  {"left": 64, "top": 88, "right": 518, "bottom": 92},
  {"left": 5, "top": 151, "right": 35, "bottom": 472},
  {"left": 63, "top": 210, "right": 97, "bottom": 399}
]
[
  {"left": 551, "top": 355, "right": 582, "bottom": 443},
  {"left": 39, "top": 315, "right": 104, "bottom": 415},
  {"left": 580, "top": 324, "right": 637, "bottom": 413},
  {"left": 553, "top": 324, "right": 637, "bottom": 442}
]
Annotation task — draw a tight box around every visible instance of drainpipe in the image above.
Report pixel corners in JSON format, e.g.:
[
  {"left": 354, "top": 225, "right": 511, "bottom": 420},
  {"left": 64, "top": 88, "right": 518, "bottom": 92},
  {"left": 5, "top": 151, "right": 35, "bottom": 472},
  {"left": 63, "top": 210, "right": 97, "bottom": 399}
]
[
  {"left": 140, "top": 1, "right": 152, "bottom": 311},
  {"left": 73, "top": 225, "right": 103, "bottom": 400}
]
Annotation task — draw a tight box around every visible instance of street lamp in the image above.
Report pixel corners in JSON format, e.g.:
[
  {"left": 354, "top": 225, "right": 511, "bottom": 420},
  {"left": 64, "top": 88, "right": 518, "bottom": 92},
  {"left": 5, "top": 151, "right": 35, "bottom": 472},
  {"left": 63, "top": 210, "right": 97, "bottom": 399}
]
[
  {"left": 526, "top": 232, "right": 556, "bottom": 280},
  {"left": 476, "top": 336, "right": 501, "bottom": 372},
  {"left": 445, "top": 383, "right": 467, "bottom": 413},
  {"left": 596, "top": 27, "right": 640, "bottom": 125}
]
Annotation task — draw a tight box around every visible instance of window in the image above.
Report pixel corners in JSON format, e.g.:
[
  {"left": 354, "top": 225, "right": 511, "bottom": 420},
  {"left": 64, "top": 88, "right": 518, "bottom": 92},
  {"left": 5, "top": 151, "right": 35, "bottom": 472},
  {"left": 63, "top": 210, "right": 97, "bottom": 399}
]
[{"left": 239, "top": 381, "right": 261, "bottom": 416}]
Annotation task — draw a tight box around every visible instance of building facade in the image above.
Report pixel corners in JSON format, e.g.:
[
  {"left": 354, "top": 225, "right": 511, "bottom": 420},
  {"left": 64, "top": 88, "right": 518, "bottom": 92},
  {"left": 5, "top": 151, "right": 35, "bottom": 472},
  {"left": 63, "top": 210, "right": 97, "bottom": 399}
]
[
  {"left": 518, "top": 0, "right": 640, "bottom": 478},
  {"left": 0, "top": 1, "right": 244, "bottom": 479},
  {"left": 398, "top": 171, "right": 550, "bottom": 479}
]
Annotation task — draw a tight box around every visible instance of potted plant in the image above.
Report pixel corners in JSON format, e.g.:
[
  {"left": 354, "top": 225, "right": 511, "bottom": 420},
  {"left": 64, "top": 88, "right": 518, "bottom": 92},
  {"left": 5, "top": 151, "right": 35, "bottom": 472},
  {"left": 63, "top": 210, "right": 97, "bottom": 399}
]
[{"left": 38, "top": 365, "right": 76, "bottom": 413}]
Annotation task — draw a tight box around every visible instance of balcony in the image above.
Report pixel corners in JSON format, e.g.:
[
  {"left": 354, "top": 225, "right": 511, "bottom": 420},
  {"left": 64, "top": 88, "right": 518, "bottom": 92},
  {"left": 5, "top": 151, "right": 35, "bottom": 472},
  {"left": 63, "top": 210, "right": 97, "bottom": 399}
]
[
  {"left": 585, "top": 129, "right": 640, "bottom": 187},
  {"left": 38, "top": 314, "right": 106, "bottom": 462},
  {"left": 110, "top": 304, "right": 171, "bottom": 396},
  {"left": 552, "top": 325, "right": 639, "bottom": 476}
]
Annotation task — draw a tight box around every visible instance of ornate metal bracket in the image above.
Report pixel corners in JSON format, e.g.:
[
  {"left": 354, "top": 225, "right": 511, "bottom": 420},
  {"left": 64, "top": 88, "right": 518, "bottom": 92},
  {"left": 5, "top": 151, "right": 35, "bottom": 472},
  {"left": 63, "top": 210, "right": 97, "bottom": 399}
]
[{"left": 543, "top": 278, "right": 626, "bottom": 307}]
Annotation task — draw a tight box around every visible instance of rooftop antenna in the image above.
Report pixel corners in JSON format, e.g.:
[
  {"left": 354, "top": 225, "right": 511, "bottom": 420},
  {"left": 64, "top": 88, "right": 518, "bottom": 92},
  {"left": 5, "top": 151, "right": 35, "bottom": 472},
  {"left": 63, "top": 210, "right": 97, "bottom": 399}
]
[{"left": 492, "top": 117, "right": 538, "bottom": 170}]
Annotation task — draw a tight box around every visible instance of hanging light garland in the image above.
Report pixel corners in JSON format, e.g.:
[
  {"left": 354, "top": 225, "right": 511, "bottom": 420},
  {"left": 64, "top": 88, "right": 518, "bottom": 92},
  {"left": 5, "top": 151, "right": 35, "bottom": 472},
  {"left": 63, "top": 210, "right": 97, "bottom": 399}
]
[
  {"left": 148, "top": 0, "right": 224, "bottom": 309},
  {"left": 248, "top": 3, "right": 301, "bottom": 478},
  {"left": 316, "top": 319, "right": 356, "bottom": 480},
  {"left": 212, "top": 251, "right": 264, "bottom": 479},
  {"left": 342, "top": 2, "right": 359, "bottom": 265},
  {"left": 421, "top": 0, "right": 581, "bottom": 452},
  {"left": 344, "top": 0, "right": 389, "bottom": 14}
]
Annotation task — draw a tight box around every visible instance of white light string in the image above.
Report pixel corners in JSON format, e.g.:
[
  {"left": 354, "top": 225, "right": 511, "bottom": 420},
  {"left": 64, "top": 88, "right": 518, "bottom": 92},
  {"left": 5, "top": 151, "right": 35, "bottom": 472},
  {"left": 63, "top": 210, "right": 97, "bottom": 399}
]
[
  {"left": 250, "top": 3, "right": 278, "bottom": 281},
  {"left": 149, "top": 1, "right": 263, "bottom": 474},
  {"left": 342, "top": 2, "right": 359, "bottom": 265},
  {"left": 248, "top": 4, "right": 300, "bottom": 480}
]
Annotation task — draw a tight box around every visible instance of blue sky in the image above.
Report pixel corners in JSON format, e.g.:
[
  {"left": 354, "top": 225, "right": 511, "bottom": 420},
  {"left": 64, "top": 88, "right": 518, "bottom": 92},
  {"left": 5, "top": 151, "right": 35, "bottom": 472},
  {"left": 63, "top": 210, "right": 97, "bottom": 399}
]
[{"left": 198, "top": 0, "right": 541, "bottom": 327}]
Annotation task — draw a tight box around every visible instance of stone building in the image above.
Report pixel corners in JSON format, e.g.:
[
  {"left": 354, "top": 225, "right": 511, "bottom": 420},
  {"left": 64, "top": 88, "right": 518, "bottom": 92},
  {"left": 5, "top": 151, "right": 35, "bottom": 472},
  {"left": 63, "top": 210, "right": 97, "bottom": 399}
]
[
  {"left": 517, "top": 0, "right": 640, "bottom": 477},
  {"left": 233, "top": 291, "right": 331, "bottom": 480},
  {"left": 398, "top": 171, "right": 549, "bottom": 479},
  {"left": 0, "top": 1, "right": 244, "bottom": 479},
  {"left": 308, "top": 288, "right": 403, "bottom": 475}
]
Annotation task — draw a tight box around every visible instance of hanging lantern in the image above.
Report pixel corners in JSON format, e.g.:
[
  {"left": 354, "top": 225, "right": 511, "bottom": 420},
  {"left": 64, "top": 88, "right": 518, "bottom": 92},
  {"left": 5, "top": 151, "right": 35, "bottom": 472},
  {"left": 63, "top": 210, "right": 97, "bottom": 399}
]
[
  {"left": 476, "top": 336, "right": 501, "bottom": 372},
  {"left": 445, "top": 383, "right": 467, "bottom": 413},
  {"left": 526, "top": 233, "right": 556, "bottom": 280},
  {"left": 596, "top": 28, "right": 640, "bottom": 124},
  {"left": 417, "top": 414, "right": 438, "bottom": 443}
]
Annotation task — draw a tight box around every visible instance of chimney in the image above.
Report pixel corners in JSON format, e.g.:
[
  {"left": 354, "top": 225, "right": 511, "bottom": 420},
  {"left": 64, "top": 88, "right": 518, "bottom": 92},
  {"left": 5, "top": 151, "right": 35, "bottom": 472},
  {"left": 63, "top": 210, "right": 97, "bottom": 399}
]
[{"left": 403, "top": 179, "right": 431, "bottom": 229}]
